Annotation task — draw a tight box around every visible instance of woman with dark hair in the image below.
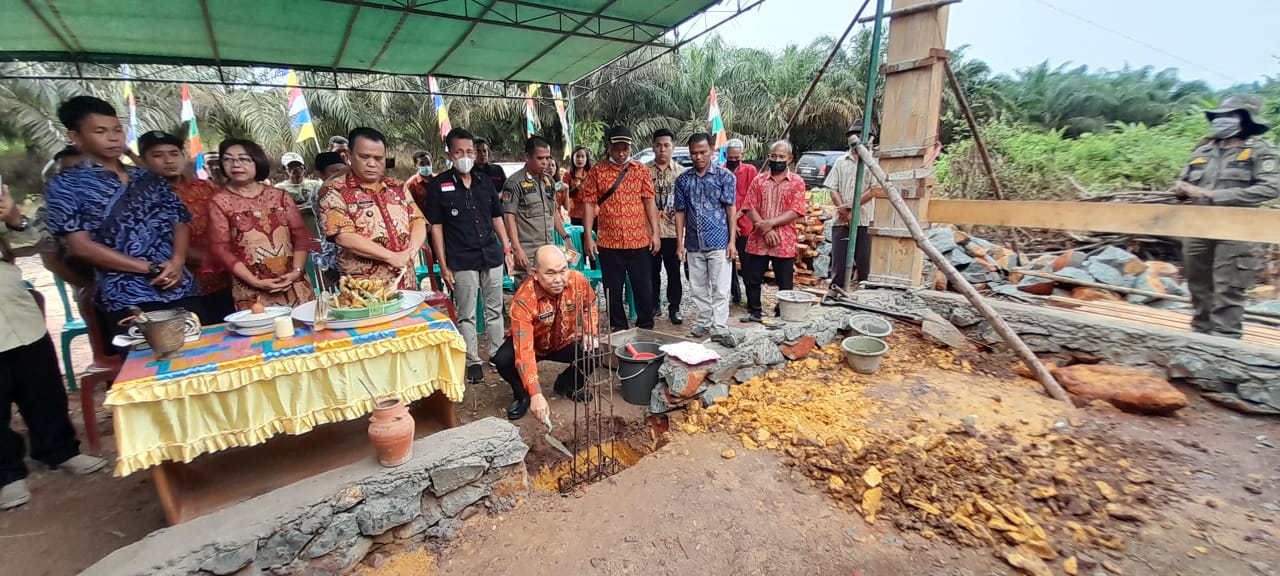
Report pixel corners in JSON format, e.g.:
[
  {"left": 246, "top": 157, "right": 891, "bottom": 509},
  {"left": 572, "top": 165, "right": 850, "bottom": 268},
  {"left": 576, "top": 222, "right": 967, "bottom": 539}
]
[
  {"left": 560, "top": 146, "right": 592, "bottom": 227},
  {"left": 207, "top": 139, "right": 314, "bottom": 311}
]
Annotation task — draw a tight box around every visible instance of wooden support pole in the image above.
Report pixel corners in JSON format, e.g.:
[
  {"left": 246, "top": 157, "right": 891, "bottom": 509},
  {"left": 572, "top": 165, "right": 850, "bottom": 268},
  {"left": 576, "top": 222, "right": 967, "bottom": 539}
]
[
  {"left": 854, "top": 141, "right": 1071, "bottom": 404},
  {"left": 868, "top": 0, "right": 950, "bottom": 287},
  {"left": 779, "top": 0, "right": 871, "bottom": 141}
]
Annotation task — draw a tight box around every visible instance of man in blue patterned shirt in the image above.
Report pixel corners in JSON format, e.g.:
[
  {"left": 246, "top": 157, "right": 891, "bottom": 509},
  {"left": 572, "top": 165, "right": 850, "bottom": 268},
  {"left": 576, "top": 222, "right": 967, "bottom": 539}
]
[
  {"left": 43, "top": 96, "right": 203, "bottom": 341},
  {"left": 673, "top": 133, "right": 738, "bottom": 338}
]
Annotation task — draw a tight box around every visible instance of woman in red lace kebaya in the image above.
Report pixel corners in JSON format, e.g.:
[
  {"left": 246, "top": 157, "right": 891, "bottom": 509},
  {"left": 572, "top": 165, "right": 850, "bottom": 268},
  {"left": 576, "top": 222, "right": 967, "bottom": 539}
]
[{"left": 208, "top": 139, "right": 314, "bottom": 310}]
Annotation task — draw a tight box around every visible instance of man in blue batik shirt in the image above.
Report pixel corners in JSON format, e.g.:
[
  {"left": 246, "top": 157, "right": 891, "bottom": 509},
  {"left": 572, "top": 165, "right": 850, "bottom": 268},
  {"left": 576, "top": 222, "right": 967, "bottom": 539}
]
[
  {"left": 43, "top": 96, "right": 203, "bottom": 343},
  {"left": 673, "top": 132, "right": 738, "bottom": 339}
]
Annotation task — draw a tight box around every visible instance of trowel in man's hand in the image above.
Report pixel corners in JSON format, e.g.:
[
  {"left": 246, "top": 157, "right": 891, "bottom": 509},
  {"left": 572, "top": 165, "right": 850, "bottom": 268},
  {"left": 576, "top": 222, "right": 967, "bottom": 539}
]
[{"left": 543, "top": 416, "right": 573, "bottom": 458}]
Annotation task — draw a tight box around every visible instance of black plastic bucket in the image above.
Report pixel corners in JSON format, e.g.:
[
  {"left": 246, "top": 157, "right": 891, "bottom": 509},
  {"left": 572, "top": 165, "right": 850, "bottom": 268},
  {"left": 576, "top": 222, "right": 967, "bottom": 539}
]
[{"left": 615, "top": 342, "right": 667, "bottom": 406}]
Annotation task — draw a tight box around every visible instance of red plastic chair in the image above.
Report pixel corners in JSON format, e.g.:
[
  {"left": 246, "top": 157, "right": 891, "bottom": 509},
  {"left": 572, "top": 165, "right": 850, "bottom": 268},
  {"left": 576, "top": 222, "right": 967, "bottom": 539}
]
[{"left": 76, "top": 289, "right": 121, "bottom": 453}]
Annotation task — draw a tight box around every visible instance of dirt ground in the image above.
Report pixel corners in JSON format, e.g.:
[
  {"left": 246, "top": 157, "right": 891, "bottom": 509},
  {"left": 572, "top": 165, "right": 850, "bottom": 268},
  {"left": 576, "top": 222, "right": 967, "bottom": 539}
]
[
  {"left": 5, "top": 256, "right": 1280, "bottom": 576},
  {"left": 438, "top": 347, "right": 1280, "bottom": 576}
]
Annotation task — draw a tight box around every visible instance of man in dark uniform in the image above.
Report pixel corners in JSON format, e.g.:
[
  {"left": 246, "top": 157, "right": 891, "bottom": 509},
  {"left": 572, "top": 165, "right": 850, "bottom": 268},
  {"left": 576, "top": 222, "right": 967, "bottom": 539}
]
[
  {"left": 1174, "top": 94, "right": 1280, "bottom": 339},
  {"left": 424, "top": 128, "right": 515, "bottom": 383}
]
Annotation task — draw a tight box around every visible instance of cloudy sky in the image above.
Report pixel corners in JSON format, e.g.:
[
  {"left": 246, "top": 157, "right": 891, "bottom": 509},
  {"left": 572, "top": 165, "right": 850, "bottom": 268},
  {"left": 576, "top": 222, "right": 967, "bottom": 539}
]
[{"left": 707, "top": 0, "right": 1278, "bottom": 88}]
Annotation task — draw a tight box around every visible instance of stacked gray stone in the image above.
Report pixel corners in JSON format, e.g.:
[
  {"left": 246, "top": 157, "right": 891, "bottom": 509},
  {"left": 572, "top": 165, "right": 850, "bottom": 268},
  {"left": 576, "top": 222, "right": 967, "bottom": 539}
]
[
  {"left": 81, "top": 418, "right": 530, "bottom": 576},
  {"left": 922, "top": 227, "right": 1192, "bottom": 304},
  {"left": 648, "top": 307, "right": 871, "bottom": 412}
]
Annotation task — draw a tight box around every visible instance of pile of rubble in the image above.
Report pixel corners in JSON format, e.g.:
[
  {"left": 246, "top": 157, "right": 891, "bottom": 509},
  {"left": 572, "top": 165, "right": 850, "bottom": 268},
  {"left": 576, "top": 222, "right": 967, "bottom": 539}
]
[
  {"left": 682, "top": 342, "right": 1181, "bottom": 576},
  {"left": 924, "top": 227, "right": 1192, "bottom": 307}
]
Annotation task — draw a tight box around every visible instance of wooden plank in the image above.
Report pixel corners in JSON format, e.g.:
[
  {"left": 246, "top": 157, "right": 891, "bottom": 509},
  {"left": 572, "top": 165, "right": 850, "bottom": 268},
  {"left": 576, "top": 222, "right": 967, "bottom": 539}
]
[
  {"left": 152, "top": 391, "right": 455, "bottom": 524},
  {"left": 930, "top": 200, "right": 1280, "bottom": 244},
  {"left": 1046, "top": 296, "right": 1280, "bottom": 346},
  {"left": 870, "top": 0, "right": 950, "bottom": 287}
]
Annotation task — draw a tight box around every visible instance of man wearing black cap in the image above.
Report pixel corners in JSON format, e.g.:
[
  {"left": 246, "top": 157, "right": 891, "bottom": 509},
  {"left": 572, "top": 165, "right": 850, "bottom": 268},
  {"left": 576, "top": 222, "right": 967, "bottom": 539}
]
[
  {"left": 582, "top": 125, "right": 661, "bottom": 331},
  {"left": 314, "top": 151, "right": 347, "bottom": 183},
  {"left": 310, "top": 152, "right": 347, "bottom": 284},
  {"left": 825, "top": 120, "right": 877, "bottom": 289},
  {"left": 139, "top": 130, "right": 233, "bottom": 322}
]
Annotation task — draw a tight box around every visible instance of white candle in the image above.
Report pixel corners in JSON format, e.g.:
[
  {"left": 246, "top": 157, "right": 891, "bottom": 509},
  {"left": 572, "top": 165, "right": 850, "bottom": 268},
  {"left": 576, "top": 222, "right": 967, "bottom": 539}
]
[{"left": 274, "top": 316, "right": 296, "bottom": 339}]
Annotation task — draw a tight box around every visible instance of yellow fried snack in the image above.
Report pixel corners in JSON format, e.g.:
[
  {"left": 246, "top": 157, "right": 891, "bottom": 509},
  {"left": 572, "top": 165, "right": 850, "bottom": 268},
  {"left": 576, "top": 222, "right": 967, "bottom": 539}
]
[{"left": 335, "top": 276, "right": 397, "bottom": 310}]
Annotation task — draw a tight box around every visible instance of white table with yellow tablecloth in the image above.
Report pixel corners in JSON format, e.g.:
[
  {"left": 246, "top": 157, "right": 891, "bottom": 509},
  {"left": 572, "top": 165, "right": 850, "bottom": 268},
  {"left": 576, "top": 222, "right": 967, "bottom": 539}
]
[{"left": 107, "top": 303, "right": 466, "bottom": 524}]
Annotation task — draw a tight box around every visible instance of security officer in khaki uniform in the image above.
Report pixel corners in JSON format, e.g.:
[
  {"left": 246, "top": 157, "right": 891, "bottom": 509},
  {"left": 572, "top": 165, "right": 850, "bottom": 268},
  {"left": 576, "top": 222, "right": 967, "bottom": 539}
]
[
  {"left": 503, "top": 136, "right": 569, "bottom": 285},
  {"left": 1174, "top": 94, "right": 1280, "bottom": 338}
]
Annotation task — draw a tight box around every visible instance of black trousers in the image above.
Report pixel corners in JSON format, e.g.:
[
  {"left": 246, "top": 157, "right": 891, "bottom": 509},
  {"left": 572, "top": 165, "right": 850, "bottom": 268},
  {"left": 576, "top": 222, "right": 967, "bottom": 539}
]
[
  {"left": 1, "top": 335, "right": 80, "bottom": 485},
  {"left": 493, "top": 339, "right": 596, "bottom": 401},
  {"left": 598, "top": 247, "right": 655, "bottom": 331},
  {"left": 201, "top": 289, "right": 236, "bottom": 325},
  {"left": 830, "top": 224, "right": 872, "bottom": 288},
  {"left": 652, "top": 237, "right": 683, "bottom": 315},
  {"left": 743, "top": 253, "right": 795, "bottom": 318},
  {"left": 103, "top": 296, "right": 207, "bottom": 356},
  {"left": 730, "top": 235, "right": 747, "bottom": 302}
]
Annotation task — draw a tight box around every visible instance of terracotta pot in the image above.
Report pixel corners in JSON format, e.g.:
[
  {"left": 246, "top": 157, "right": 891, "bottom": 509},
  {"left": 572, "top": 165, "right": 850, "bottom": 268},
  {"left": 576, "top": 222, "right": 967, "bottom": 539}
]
[{"left": 368, "top": 398, "right": 415, "bottom": 467}]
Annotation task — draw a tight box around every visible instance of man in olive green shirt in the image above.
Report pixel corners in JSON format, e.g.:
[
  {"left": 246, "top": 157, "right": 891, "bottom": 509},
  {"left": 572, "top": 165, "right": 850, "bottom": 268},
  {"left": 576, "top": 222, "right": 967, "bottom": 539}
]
[
  {"left": 503, "top": 136, "right": 569, "bottom": 286},
  {"left": 0, "top": 187, "right": 106, "bottom": 510},
  {"left": 649, "top": 128, "right": 687, "bottom": 324},
  {"left": 1173, "top": 94, "right": 1280, "bottom": 339}
]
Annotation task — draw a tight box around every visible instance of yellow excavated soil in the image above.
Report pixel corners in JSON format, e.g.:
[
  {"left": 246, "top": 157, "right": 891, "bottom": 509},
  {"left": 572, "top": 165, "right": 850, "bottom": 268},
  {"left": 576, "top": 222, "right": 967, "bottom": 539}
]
[
  {"left": 532, "top": 440, "right": 646, "bottom": 493},
  {"left": 682, "top": 341, "right": 1178, "bottom": 576}
]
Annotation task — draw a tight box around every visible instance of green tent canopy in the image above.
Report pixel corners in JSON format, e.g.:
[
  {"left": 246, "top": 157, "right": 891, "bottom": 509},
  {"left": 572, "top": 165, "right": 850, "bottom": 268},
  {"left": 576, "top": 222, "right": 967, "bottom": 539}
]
[{"left": 1, "top": 0, "right": 720, "bottom": 84}]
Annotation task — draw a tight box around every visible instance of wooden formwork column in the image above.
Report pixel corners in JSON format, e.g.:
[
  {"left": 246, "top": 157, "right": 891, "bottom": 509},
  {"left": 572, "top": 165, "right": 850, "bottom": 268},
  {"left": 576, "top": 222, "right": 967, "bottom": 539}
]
[{"left": 867, "top": 0, "right": 950, "bottom": 287}]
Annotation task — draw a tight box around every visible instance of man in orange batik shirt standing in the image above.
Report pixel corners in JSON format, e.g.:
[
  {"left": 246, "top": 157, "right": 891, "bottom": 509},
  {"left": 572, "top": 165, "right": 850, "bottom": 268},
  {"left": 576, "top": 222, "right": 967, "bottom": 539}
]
[{"left": 318, "top": 127, "right": 427, "bottom": 290}]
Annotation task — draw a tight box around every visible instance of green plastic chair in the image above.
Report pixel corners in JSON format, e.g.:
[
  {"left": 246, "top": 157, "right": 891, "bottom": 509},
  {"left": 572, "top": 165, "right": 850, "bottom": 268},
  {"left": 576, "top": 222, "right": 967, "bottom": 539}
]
[{"left": 53, "top": 278, "right": 88, "bottom": 391}]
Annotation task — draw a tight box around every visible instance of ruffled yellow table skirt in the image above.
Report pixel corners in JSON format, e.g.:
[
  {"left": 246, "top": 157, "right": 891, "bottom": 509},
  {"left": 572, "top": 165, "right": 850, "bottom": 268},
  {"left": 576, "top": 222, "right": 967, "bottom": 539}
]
[{"left": 106, "top": 305, "right": 466, "bottom": 476}]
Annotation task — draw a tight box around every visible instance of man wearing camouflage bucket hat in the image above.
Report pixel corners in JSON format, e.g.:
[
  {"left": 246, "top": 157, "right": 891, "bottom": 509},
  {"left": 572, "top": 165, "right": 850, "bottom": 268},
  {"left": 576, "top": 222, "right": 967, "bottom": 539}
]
[{"left": 1173, "top": 94, "right": 1280, "bottom": 338}]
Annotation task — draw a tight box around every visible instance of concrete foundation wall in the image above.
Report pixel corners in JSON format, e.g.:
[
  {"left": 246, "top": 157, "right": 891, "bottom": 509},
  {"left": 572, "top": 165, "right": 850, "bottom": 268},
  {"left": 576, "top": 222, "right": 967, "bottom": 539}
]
[{"left": 83, "top": 417, "right": 530, "bottom": 576}]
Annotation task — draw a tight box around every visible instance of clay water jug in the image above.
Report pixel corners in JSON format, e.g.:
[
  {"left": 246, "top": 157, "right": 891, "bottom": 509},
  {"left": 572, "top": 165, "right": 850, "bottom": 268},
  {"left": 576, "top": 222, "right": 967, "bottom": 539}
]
[{"left": 368, "top": 398, "right": 414, "bottom": 466}]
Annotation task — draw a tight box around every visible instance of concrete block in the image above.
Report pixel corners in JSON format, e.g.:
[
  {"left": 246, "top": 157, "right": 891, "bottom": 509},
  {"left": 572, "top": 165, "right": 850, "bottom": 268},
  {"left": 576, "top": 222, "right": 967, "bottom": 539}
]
[
  {"left": 734, "top": 365, "right": 765, "bottom": 383},
  {"left": 440, "top": 484, "right": 490, "bottom": 517},
  {"left": 304, "top": 513, "right": 359, "bottom": 559},
  {"left": 201, "top": 543, "right": 256, "bottom": 576},
  {"left": 702, "top": 383, "right": 730, "bottom": 406},
  {"left": 392, "top": 517, "right": 429, "bottom": 540},
  {"left": 429, "top": 456, "right": 488, "bottom": 496},
  {"left": 255, "top": 529, "right": 313, "bottom": 569},
  {"left": 420, "top": 493, "right": 444, "bottom": 526},
  {"left": 355, "top": 482, "right": 422, "bottom": 536},
  {"left": 424, "top": 518, "right": 464, "bottom": 541}
]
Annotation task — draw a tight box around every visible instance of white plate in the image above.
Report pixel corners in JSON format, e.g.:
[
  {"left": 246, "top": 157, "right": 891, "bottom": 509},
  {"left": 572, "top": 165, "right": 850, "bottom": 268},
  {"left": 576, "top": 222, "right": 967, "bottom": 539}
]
[
  {"left": 224, "top": 306, "right": 293, "bottom": 328},
  {"left": 227, "top": 323, "right": 276, "bottom": 337},
  {"left": 291, "top": 291, "right": 427, "bottom": 330}
]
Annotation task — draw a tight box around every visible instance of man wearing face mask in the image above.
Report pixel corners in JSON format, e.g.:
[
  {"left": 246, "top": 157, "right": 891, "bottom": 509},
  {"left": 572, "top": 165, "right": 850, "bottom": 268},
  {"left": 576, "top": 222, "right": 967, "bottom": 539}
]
[
  {"left": 1173, "top": 95, "right": 1280, "bottom": 339},
  {"left": 425, "top": 128, "right": 515, "bottom": 383},
  {"left": 405, "top": 150, "right": 434, "bottom": 214},
  {"left": 825, "top": 120, "right": 877, "bottom": 289},
  {"left": 740, "top": 140, "right": 807, "bottom": 323}
]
